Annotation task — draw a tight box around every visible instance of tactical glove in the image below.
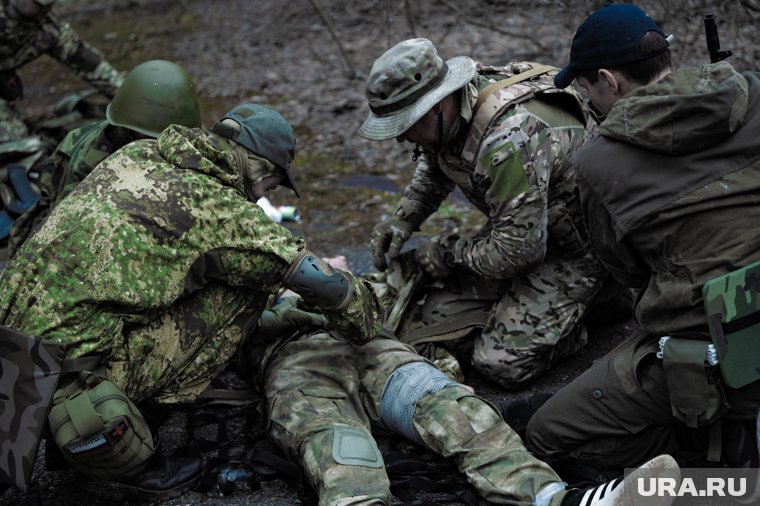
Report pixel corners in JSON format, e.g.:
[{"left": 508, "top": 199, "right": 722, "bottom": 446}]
[
  {"left": 370, "top": 217, "right": 417, "bottom": 271},
  {"left": 257, "top": 296, "right": 327, "bottom": 340},
  {"left": 413, "top": 241, "right": 454, "bottom": 279}
]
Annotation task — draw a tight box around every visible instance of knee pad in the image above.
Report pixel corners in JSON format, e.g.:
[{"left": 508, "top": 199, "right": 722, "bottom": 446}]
[
  {"left": 379, "top": 361, "right": 459, "bottom": 443},
  {"left": 48, "top": 372, "right": 154, "bottom": 480},
  {"left": 332, "top": 426, "right": 384, "bottom": 469}
]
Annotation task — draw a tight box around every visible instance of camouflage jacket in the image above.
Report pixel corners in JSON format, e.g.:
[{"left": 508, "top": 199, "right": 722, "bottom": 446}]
[
  {"left": 0, "top": 125, "right": 382, "bottom": 358},
  {"left": 574, "top": 62, "right": 760, "bottom": 336},
  {"left": 0, "top": 4, "right": 122, "bottom": 97},
  {"left": 398, "top": 60, "right": 596, "bottom": 279}
]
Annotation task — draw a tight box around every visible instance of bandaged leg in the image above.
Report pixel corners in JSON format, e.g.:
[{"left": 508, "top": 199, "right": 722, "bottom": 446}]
[
  {"left": 380, "top": 362, "right": 564, "bottom": 504},
  {"left": 266, "top": 331, "right": 391, "bottom": 505}
]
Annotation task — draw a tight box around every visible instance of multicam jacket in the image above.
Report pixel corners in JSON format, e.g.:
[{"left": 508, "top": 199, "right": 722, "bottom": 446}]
[
  {"left": 573, "top": 62, "right": 760, "bottom": 336},
  {"left": 0, "top": 4, "right": 122, "bottom": 97},
  {"left": 0, "top": 125, "right": 382, "bottom": 359},
  {"left": 397, "top": 61, "right": 596, "bottom": 279}
]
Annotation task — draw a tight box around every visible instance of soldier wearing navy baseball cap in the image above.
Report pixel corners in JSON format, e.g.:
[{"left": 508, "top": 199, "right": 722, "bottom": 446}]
[
  {"left": 554, "top": 3, "right": 671, "bottom": 89},
  {"left": 527, "top": 5, "right": 760, "bottom": 502}
]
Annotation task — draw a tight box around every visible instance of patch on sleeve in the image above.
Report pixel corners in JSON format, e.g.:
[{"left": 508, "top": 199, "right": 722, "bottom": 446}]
[{"left": 479, "top": 140, "right": 529, "bottom": 202}]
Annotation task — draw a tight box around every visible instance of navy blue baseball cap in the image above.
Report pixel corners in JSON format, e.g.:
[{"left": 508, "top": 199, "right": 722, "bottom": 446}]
[{"left": 555, "top": 3, "right": 668, "bottom": 89}]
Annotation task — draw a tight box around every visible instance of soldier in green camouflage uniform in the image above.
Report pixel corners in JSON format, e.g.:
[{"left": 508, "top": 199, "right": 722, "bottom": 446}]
[
  {"left": 1, "top": 0, "right": 124, "bottom": 259},
  {"left": 7, "top": 59, "right": 202, "bottom": 257},
  {"left": 0, "top": 102, "right": 383, "bottom": 498},
  {"left": 257, "top": 291, "right": 678, "bottom": 506},
  {"left": 526, "top": 4, "right": 760, "bottom": 494},
  {"left": 0, "top": 0, "right": 123, "bottom": 100},
  {"left": 360, "top": 38, "right": 608, "bottom": 389}
]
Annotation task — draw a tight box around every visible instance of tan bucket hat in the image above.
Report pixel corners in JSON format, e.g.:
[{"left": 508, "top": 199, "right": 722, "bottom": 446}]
[{"left": 359, "top": 38, "right": 476, "bottom": 141}]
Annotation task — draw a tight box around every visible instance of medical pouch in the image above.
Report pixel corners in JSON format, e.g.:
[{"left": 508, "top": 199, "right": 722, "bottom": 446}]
[
  {"left": 661, "top": 337, "right": 725, "bottom": 428},
  {"left": 48, "top": 371, "right": 154, "bottom": 480}
]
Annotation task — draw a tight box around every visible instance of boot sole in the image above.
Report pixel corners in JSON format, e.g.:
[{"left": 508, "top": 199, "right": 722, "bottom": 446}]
[{"left": 78, "top": 472, "right": 202, "bottom": 503}]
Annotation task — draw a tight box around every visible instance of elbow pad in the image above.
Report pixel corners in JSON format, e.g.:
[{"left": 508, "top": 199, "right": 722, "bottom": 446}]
[{"left": 283, "top": 251, "right": 354, "bottom": 311}]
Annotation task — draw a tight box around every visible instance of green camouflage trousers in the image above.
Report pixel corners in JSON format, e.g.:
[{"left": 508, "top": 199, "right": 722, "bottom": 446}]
[
  {"left": 263, "top": 330, "right": 564, "bottom": 505},
  {"left": 371, "top": 251, "right": 607, "bottom": 389},
  {"left": 106, "top": 282, "right": 260, "bottom": 404},
  {"left": 0, "top": 99, "right": 28, "bottom": 143}
]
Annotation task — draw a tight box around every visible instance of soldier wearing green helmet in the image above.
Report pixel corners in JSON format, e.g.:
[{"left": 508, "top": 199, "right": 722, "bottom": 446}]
[
  {"left": 7, "top": 59, "right": 202, "bottom": 256},
  {"left": 0, "top": 101, "right": 383, "bottom": 500}
]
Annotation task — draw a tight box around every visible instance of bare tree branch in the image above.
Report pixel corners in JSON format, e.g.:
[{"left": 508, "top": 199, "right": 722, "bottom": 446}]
[
  {"left": 404, "top": 0, "right": 418, "bottom": 38},
  {"left": 306, "top": 0, "right": 360, "bottom": 79},
  {"left": 437, "top": 0, "right": 550, "bottom": 52}
]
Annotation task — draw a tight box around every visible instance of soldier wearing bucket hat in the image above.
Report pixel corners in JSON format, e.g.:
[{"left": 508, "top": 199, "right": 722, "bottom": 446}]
[
  {"left": 525, "top": 4, "right": 760, "bottom": 494},
  {"left": 359, "top": 38, "right": 611, "bottom": 390}
]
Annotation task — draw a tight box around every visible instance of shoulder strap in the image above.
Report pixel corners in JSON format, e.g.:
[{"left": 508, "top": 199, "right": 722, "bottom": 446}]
[
  {"left": 462, "top": 63, "right": 558, "bottom": 164},
  {"left": 474, "top": 64, "right": 557, "bottom": 109},
  {"left": 60, "top": 355, "right": 104, "bottom": 374}
]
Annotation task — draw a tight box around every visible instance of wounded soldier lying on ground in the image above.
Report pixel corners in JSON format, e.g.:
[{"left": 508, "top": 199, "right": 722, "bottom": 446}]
[{"left": 250, "top": 260, "right": 679, "bottom": 506}]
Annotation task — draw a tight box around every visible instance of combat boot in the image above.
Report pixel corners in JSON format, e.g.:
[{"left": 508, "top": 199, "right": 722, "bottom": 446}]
[{"left": 78, "top": 450, "right": 203, "bottom": 501}]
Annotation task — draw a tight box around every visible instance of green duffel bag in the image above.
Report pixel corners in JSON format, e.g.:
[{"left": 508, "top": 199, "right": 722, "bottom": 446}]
[{"left": 48, "top": 370, "right": 154, "bottom": 481}]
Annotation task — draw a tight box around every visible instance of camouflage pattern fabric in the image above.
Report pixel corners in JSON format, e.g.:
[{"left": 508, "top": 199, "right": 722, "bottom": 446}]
[
  {"left": 8, "top": 119, "right": 134, "bottom": 256},
  {"left": 262, "top": 329, "right": 564, "bottom": 505},
  {"left": 0, "top": 125, "right": 382, "bottom": 404},
  {"left": 0, "top": 4, "right": 124, "bottom": 98},
  {"left": 378, "top": 62, "right": 607, "bottom": 388},
  {"left": 0, "top": 325, "right": 66, "bottom": 491},
  {"left": 0, "top": 98, "right": 28, "bottom": 143},
  {"left": 703, "top": 260, "right": 760, "bottom": 388}
]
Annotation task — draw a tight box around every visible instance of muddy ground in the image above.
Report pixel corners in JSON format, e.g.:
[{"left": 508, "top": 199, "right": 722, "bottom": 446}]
[{"left": 3, "top": 0, "right": 760, "bottom": 504}]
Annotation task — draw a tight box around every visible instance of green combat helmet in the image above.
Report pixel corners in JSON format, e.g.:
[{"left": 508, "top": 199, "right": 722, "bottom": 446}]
[{"left": 106, "top": 60, "right": 201, "bottom": 137}]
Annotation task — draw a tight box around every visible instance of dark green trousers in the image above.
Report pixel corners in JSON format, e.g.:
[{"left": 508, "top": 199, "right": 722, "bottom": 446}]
[{"left": 526, "top": 330, "right": 760, "bottom": 469}]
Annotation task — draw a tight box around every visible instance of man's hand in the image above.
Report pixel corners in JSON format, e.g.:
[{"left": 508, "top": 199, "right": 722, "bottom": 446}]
[
  {"left": 258, "top": 296, "right": 327, "bottom": 340},
  {"left": 413, "top": 241, "right": 454, "bottom": 279},
  {"left": 370, "top": 218, "right": 416, "bottom": 271}
]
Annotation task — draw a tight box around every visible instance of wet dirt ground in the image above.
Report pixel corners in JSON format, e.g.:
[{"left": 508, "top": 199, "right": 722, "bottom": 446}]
[{"left": 3, "top": 0, "right": 760, "bottom": 504}]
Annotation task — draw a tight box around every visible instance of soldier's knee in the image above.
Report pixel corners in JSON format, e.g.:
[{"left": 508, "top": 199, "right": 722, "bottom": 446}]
[
  {"left": 524, "top": 403, "right": 556, "bottom": 458},
  {"left": 379, "top": 361, "right": 459, "bottom": 443},
  {"left": 301, "top": 425, "right": 390, "bottom": 506},
  {"left": 471, "top": 347, "right": 549, "bottom": 390}
]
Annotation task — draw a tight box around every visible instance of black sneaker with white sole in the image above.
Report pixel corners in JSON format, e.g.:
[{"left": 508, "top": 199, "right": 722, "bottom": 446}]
[{"left": 560, "top": 454, "right": 680, "bottom": 506}]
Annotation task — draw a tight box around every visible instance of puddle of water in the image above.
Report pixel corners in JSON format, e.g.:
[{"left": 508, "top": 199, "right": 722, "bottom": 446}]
[{"left": 338, "top": 174, "right": 400, "bottom": 193}]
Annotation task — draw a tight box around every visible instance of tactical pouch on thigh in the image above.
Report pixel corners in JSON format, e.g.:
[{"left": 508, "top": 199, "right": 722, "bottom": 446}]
[
  {"left": 48, "top": 371, "right": 154, "bottom": 480},
  {"left": 0, "top": 325, "right": 100, "bottom": 491},
  {"left": 660, "top": 337, "right": 726, "bottom": 428}
]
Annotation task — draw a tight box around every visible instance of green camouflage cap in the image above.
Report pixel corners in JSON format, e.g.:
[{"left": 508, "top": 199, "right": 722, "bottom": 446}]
[
  {"left": 211, "top": 103, "right": 300, "bottom": 197},
  {"left": 359, "top": 38, "right": 476, "bottom": 141}
]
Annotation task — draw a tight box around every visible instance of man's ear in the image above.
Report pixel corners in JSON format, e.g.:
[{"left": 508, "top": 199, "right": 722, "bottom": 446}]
[{"left": 598, "top": 69, "right": 620, "bottom": 94}]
